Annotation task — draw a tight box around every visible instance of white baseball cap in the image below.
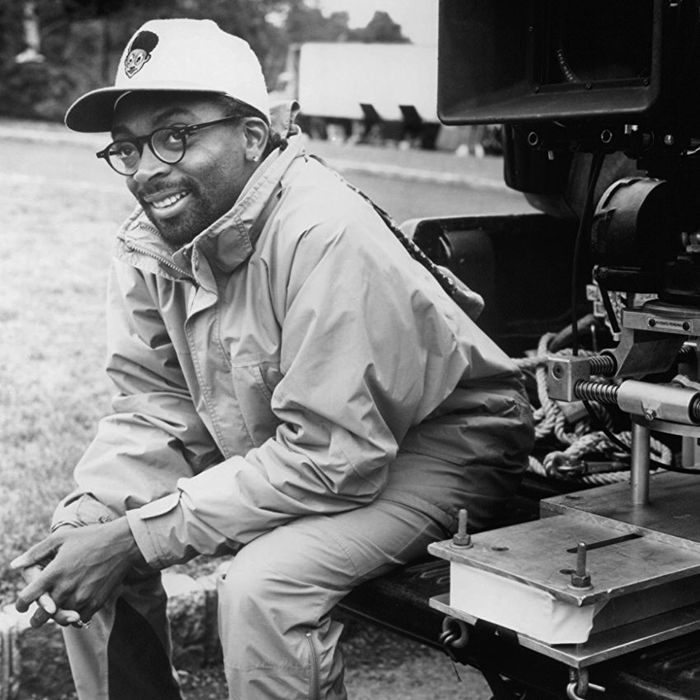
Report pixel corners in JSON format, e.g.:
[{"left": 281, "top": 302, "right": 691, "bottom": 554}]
[{"left": 65, "top": 18, "right": 270, "bottom": 132}]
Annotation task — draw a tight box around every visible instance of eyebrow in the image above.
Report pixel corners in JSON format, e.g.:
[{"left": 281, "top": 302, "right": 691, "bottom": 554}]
[{"left": 111, "top": 106, "right": 198, "bottom": 138}]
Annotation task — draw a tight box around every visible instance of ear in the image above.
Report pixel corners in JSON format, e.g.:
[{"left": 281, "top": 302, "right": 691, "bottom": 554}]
[{"left": 242, "top": 117, "right": 269, "bottom": 163}]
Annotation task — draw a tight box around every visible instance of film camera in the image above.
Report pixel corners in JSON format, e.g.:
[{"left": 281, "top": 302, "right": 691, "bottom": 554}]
[{"left": 425, "top": 2, "right": 700, "bottom": 698}]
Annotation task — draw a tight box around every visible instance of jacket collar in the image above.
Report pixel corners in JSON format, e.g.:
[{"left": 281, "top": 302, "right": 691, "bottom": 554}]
[{"left": 117, "top": 131, "right": 306, "bottom": 278}]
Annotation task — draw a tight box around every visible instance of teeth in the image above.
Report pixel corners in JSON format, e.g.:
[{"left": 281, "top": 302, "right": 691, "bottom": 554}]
[{"left": 150, "top": 192, "right": 187, "bottom": 209}]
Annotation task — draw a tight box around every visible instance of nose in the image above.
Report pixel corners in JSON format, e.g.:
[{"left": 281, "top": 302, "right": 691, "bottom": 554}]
[{"left": 130, "top": 142, "right": 170, "bottom": 183}]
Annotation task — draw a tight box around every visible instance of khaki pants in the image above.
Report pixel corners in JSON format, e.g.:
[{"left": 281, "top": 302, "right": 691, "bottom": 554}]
[
  {"left": 63, "top": 494, "right": 448, "bottom": 700},
  {"left": 61, "top": 389, "right": 531, "bottom": 699}
]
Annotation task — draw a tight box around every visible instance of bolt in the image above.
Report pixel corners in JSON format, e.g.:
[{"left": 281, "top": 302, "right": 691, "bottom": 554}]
[
  {"left": 452, "top": 509, "right": 472, "bottom": 548},
  {"left": 644, "top": 408, "right": 658, "bottom": 422},
  {"left": 570, "top": 542, "right": 592, "bottom": 588}
]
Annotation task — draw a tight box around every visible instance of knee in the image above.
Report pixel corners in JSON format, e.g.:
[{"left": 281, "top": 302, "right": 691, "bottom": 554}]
[
  {"left": 216, "top": 548, "right": 280, "bottom": 621},
  {"left": 216, "top": 548, "right": 305, "bottom": 653},
  {"left": 216, "top": 537, "right": 325, "bottom": 638}
]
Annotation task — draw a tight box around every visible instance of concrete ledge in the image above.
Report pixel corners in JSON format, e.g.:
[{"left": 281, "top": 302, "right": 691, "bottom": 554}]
[
  {"left": 0, "top": 569, "right": 224, "bottom": 700},
  {"left": 163, "top": 570, "right": 222, "bottom": 671}
]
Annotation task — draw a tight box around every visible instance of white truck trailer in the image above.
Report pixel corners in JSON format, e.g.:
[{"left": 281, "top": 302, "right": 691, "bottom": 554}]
[{"left": 274, "top": 42, "right": 443, "bottom": 148}]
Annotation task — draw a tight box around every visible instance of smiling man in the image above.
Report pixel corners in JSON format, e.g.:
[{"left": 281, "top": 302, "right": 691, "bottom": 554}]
[
  {"left": 110, "top": 93, "right": 262, "bottom": 245},
  {"left": 12, "top": 18, "right": 534, "bottom": 700}
]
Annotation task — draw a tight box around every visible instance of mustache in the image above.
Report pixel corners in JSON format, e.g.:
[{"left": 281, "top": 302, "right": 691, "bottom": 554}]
[{"left": 135, "top": 178, "right": 197, "bottom": 199}]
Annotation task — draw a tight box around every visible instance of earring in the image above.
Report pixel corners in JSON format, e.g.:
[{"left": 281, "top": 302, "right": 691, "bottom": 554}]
[{"left": 249, "top": 153, "right": 260, "bottom": 162}]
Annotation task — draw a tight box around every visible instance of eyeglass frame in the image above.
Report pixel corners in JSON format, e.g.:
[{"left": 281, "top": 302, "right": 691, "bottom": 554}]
[{"left": 95, "top": 115, "right": 245, "bottom": 176}]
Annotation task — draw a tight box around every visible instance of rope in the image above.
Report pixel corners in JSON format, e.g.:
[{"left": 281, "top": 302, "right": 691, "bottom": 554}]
[{"left": 514, "top": 333, "right": 672, "bottom": 485}]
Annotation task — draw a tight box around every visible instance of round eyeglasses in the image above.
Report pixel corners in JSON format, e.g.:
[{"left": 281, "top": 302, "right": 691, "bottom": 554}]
[{"left": 96, "top": 115, "right": 242, "bottom": 176}]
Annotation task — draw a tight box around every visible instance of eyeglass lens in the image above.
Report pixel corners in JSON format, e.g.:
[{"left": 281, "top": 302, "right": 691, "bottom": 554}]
[{"left": 107, "top": 127, "right": 186, "bottom": 174}]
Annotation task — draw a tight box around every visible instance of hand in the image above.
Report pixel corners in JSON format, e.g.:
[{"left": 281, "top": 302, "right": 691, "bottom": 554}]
[
  {"left": 11, "top": 518, "right": 145, "bottom": 627},
  {"left": 19, "top": 565, "right": 82, "bottom": 628},
  {"left": 19, "top": 524, "right": 90, "bottom": 628}
]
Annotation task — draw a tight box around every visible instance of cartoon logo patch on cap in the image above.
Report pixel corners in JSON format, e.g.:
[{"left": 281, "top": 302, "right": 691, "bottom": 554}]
[{"left": 124, "top": 30, "right": 159, "bottom": 78}]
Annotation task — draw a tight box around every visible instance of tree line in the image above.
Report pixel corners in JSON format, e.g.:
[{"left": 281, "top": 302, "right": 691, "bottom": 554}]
[{"left": 0, "top": 0, "right": 408, "bottom": 122}]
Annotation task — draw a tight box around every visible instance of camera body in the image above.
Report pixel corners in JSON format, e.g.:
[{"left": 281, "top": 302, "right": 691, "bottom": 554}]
[
  {"left": 439, "top": 0, "right": 700, "bottom": 307},
  {"left": 438, "top": 0, "right": 700, "bottom": 141}
]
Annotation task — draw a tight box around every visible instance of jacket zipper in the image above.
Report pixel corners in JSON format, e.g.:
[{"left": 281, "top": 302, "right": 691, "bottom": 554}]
[
  {"left": 305, "top": 631, "right": 321, "bottom": 700},
  {"left": 122, "top": 239, "right": 193, "bottom": 280}
]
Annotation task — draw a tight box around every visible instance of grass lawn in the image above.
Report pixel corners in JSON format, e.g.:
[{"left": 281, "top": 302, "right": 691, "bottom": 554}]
[{"left": 0, "top": 174, "right": 133, "bottom": 605}]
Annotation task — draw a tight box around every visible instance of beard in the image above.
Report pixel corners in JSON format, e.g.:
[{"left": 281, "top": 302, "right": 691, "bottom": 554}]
[
  {"left": 146, "top": 204, "right": 214, "bottom": 248},
  {"left": 136, "top": 176, "right": 229, "bottom": 248}
]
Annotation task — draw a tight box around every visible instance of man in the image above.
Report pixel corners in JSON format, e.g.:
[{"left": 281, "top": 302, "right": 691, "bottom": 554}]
[{"left": 12, "top": 18, "right": 534, "bottom": 700}]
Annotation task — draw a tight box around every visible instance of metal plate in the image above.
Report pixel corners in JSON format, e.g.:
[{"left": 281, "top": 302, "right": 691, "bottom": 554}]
[
  {"left": 542, "top": 472, "right": 700, "bottom": 550},
  {"left": 623, "top": 305, "right": 700, "bottom": 335},
  {"left": 428, "top": 514, "right": 700, "bottom": 606},
  {"left": 428, "top": 472, "right": 700, "bottom": 670},
  {"left": 430, "top": 592, "right": 700, "bottom": 669}
]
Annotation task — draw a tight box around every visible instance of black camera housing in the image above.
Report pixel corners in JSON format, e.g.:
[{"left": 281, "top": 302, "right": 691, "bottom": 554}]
[
  {"left": 438, "top": 0, "right": 700, "bottom": 133},
  {"left": 435, "top": 1, "right": 700, "bottom": 312}
]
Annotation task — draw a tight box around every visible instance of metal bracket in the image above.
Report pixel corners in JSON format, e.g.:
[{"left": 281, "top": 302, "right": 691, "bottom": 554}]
[
  {"left": 547, "top": 356, "right": 593, "bottom": 401},
  {"left": 567, "top": 668, "right": 606, "bottom": 699}
]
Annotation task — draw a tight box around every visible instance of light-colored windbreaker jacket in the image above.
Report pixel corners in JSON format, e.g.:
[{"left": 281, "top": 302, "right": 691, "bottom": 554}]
[{"left": 55, "top": 134, "right": 533, "bottom": 568}]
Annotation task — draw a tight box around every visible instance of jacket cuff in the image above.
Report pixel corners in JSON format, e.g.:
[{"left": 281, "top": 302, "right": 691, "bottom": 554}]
[
  {"left": 52, "top": 492, "right": 118, "bottom": 532},
  {"left": 125, "top": 492, "right": 185, "bottom": 569}
]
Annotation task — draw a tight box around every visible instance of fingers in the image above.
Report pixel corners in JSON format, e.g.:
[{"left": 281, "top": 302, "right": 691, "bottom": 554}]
[
  {"left": 13, "top": 536, "right": 89, "bottom": 627},
  {"left": 15, "top": 568, "right": 59, "bottom": 614},
  {"left": 29, "top": 605, "right": 82, "bottom": 629},
  {"left": 22, "top": 567, "right": 58, "bottom": 616},
  {"left": 29, "top": 606, "right": 52, "bottom": 628},
  {"left": 10, "top": 534, "right": 62, "bottom": 571},
  {"left": 19, "top": 565, "right": 82, "bottom": 627},
  {"left": 54, "top": 609, "right": 82, "bottom": 627},
  {"left": 21, "top": 565, "right": 45, "bottom": 584},
  {"left": 15, "top": 565, "right": 51, "bottom": 614},
  {"left": 38, "top": 592, "right": 57, "bottom": 616}
]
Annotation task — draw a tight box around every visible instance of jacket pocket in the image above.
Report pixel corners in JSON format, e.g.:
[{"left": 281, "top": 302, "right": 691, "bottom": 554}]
[{"left": 230, "top": 362, "right": 283, "bottom": 447}]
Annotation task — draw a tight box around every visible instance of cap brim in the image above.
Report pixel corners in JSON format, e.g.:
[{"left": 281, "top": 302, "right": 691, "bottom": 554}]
[
  {"left": 64, "top": 87, "right": 134, "bottom": 132},
  {"left": 65, "top": 86, "right": 238, "bottom": 132}
]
